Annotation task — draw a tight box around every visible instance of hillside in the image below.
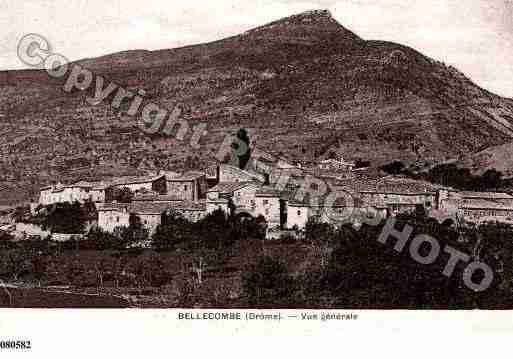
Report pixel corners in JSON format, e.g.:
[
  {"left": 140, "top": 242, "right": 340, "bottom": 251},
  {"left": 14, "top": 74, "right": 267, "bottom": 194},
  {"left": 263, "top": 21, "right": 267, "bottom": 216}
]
[
  {"left": 1, "top": 9, "right": 513, "bottom": 205},
  {"left": 459, "top": 142, "right": 513, "bottom": 177}
]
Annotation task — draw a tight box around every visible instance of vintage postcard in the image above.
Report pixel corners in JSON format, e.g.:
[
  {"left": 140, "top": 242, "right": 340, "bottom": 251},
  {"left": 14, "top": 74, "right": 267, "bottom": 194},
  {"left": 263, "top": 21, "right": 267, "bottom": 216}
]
[{"left": 0, "top": 0, "right": 513, "bottom": 356}]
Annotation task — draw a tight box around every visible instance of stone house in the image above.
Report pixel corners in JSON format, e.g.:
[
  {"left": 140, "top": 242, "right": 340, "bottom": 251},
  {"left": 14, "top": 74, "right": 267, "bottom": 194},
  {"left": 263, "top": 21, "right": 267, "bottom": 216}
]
[
  {"left": 97, "top": 203, "right": 130, "bottom": 232},
  {"left": 459, "top": 200, "right": 513, "bottom": 222},
  {"left": 98, "top": 201, "right": 208, "bottom": 234},
  {"left": 128, "top": 202, "right": 173, "bottom": 234},
  {"left": 90, "top": 182, "right": 108, "bottom": 203},
  {"left": 38, "top": 181, "right": 108, "bottom": 205},
  {"left": 108, "top": 174, "right": 167, "bottom": 194},
  {"left": 206, "top": 197, "right": 230, "bottom": 215},
  {"left": 206, "top": 182, "right": 259, "bottom": 215},
  {"left": 355, "top": 178, "right": 439, "bottom": 215},
  {"left": 132, "top": 193, "right": 183, "bottom": 204},
  {"left": 254, "top": 186, "right": 283, "bottom": 228},
  {"left": 166, "top": 171, "right": 208, "bottom": 201},
  {"left": 433, "top": 190, "right": 513, "bottom": 223},
  {"left": 284, "top": 194, "right": 387, "bottom": 230},
  {"left": 165, "top": 201, "right": 207, "bottom": 222},
  {"left": 232, "top": 182, "right": 261, "bottom": 213},
  {"left": 218, "top": 164, "right": 266, "bottom": 184},
  {"left": 39, "top": 185, "right": 57, "bottom": 205},
  {"left": 458, "top": 191, "right": 513, "bottom": 206},
  {"left": 286, "top": 200, "right": 310, "bottom": 230}
]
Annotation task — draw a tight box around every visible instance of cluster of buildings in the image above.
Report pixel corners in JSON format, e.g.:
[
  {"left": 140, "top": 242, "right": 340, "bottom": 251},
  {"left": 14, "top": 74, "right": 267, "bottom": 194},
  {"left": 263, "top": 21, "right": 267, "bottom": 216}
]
[{"left": 35, "top": 149, "right": 513, "bottom": 237}]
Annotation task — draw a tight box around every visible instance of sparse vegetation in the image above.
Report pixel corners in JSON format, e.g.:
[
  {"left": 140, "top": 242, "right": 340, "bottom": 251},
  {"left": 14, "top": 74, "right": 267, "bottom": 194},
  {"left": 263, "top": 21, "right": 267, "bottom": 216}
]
[
  {"left": 1, "top": 210, "right": 513, "bottom": 308},
  {"left": 401, "top": 163, "right": 513, "bottom": 192}
]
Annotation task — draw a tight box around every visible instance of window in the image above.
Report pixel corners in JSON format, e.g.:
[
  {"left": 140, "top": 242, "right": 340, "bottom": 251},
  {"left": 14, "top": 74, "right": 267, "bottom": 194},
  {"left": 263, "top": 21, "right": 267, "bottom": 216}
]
[
  {"left": 263, "top": 200, "right": 269, "bottom": 205},
  {"left": 297, "top": 210, "right": 301, "bottom": 216},
  {"left": 184, "top": 185, "right": 188, "bottom": 191},
  {"left": 116, "top": 216, "right": 119, "bottom": 222}
]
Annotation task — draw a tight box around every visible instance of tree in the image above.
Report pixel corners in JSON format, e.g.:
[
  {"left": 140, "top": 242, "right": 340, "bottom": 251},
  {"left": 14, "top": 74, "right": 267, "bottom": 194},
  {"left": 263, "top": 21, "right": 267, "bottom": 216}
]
[
  {"left": 117, "top": 215, "right": 149, "bottom": 248},
  {"left": 30, "top": 252, "right": 47, "bottom": 287},
  {"left": 304, "top": 216, "right": 336, "bottom": 244},
  {"left": 481, "top": 169, "right": 502, "bottom": 190},
  {"left": 192, "top": 256, "right": 206, "bottom": 285},
  {"left": 0, "top": 230, "right": 14, "bottom": 243},
  {"left": 86, "top": 227, "right": 120, "bottom": 250},
  {"left": 114, "top": 187, "right": 134, "bottom": 203},
  {"left": 231, "top": 128, "right": 251, "bottom": 170},
  {"left": 380, "top": 161, "right": 405, "bottom": 175},
  {"left": 241, "top": 256, "right": 295, "bottom": 306},
  {"left": 131, "top": 253, "right": 171, "bottom": 288},
  {"left": 11, "top": 205, "right": 29, "bottom": 223},
  {"left": 82, "top": 199, "right": 98, "bottom": 221},
  {"left": 0, "top": 249, "right": 31, "bottom": 281},
  {"left": 38, "top": 201, "right": 87, "bottom": 234},
  {"left": 323, "top": 226, "right": 469, "bottom": 309},
  {"left": 152, "top": 211, "right": 195, "bottom": 251},
  {"left": 193, "top": 209, "right": 238, "bottom": 249},
  {"left": 94, "top": 258, "right": 109, "bottom": 290}
]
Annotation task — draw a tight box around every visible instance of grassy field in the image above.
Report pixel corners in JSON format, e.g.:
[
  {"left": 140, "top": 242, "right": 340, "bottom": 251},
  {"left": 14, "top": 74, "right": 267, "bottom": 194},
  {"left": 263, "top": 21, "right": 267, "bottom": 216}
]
[
  {"left": 0, "top": 287, "right": 129, "bottom": 308},
  {"left": 0, "top": 238, "right": 320, "bottom": 308}
]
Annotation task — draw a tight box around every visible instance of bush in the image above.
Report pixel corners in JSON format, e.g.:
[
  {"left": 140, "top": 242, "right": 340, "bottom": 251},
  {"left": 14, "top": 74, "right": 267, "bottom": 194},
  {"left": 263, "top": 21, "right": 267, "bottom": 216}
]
[
  {"left": 35, "top": 201, "right": 88, "bottom": 234},
  {"left": 86, "top": 227, "right": 121, "bottom": 250},
  {"left": 304, "top": 216, "right": 336, "bottom": 244},
  {"left": 152, "top": 209, "right": 267, "bottom": 252},
  {"left": 241, "top": 256, "right": 295, "bottom": 306},
  {"left": 380, "top": 161, "right": 405, "bottom": 175},
  {"left": 152, "top": 211, "right": 196, "bottom": 251},
  {"left": 0, "top": 230, "right": 14, "bottom": 244},
  {"left": 278, "top": 232, "right": 297, "bottom": 244}
]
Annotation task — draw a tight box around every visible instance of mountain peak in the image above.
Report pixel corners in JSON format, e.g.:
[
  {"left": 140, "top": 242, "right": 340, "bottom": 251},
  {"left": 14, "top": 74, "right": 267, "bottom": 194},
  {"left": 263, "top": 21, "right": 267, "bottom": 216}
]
[
  {"left": 243, "top": 9, "right": 361, "bottom": 42},
  {"left": 282, "top": 9, "right": 334, "bottom": 22},
  {"left": 247, "top": 9, "right": 336, "bottom": 30}
]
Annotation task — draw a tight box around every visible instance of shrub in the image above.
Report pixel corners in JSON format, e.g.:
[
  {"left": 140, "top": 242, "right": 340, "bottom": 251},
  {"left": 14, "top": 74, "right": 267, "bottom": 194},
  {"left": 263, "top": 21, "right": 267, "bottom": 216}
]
[
  {"left": 36, "top": 201, "right": 88, "bottom": 234},
  {"left": 278, "top": 232, "right": 297, "bottom": 244},
  {"left": 241, "top": 256, "right": 295, "bottom": 305},
  {"left": 304, "top": 216, "right": 336, "bottom": 244}
]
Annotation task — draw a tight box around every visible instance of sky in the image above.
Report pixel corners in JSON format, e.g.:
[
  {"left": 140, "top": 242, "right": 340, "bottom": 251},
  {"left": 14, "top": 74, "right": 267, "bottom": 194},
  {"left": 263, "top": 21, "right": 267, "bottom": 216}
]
[{"left": 1, "top": 0, "right": 512, "bottom": 97}]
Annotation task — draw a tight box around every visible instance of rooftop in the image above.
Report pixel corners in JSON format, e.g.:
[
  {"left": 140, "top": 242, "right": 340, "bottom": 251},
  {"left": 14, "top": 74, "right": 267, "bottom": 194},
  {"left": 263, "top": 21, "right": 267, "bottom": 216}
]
[
  {"left": 334, "top": 176, "right": 448, "bottom": 195},
  {"left": 460, "top": 199, "right": 513, "bottom": 211},
  {"left": 459, "top": 191, "right": 513, "bottom": 200},
  {"left": 133, "top": 194, "right": 183, "bottom": 202},
  {"left": 168, "top": 170, "right": 205, "bottom": 181},
  {"left": 128, "top": 202, "right": 176, "bottom": 215},
  {"left": 255, "top": 186, "right": 283, "bottom": 198},
  {"left": 129, "top": 200, "right": 207, "bottom": 214},
  {"left": 99, "top": 200, "right": 206, "bottom": 214},
  {"left": 109, "top": 174, "right": 166, "bottom": 186},
  {"left": 208, "top": 181, "right": 257, "bottom": 194},
  {"left": 40, "top": 175, "right": 163, "bottom": 192}
]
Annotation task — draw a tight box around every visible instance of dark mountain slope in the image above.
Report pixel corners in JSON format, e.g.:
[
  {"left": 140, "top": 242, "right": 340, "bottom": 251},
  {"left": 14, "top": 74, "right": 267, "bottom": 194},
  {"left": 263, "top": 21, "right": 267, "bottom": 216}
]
[{"left": 1, "top": 9, "right": 513, "bottom": 204}]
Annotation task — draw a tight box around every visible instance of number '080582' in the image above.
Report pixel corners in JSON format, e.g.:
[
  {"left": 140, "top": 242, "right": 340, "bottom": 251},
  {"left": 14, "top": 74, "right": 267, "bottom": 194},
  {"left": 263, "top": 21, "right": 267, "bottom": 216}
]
[{"left": 0, "top": 340, "right": 31, "bottom": 350}]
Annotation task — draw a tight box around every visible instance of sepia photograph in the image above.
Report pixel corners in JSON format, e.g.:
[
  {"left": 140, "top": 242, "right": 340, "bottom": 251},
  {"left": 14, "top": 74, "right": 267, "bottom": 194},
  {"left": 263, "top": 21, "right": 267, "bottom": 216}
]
[{"left": 1, "top": 0, "right": 513, "bottom": 355}]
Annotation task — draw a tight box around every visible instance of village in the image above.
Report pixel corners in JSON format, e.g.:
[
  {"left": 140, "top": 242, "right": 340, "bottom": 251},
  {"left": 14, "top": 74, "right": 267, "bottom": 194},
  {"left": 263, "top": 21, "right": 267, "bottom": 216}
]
[{"left": 5, "top": 139, "right": 511, "bottom": 243}]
